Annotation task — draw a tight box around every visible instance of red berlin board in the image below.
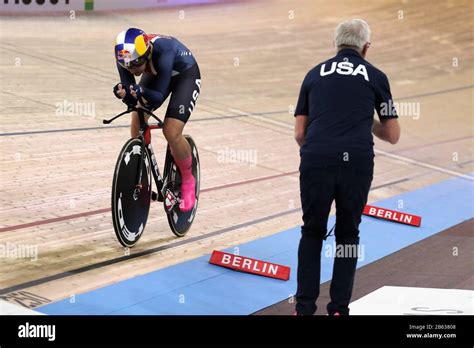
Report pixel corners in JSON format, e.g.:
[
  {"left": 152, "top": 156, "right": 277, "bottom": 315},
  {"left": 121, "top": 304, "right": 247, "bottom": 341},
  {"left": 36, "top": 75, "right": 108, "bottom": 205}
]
[
  {"left": 363, "top": 205, "right": 422, "bottom": 227},
  {"left": 209, "top": 250, "right": 290, "bottom": 281}
]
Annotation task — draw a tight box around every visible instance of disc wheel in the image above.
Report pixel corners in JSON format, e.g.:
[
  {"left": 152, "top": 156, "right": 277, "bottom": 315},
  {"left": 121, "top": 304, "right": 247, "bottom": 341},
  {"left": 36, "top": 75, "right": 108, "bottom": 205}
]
[{"left": 111, "top": 138, "right": 152, "bottom": 247}]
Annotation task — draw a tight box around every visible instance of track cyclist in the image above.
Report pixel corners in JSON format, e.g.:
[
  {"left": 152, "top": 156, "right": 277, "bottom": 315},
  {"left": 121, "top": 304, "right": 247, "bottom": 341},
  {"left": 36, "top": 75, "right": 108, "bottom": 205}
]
[{"left": 113, "top": 28, "right": 201, "bottom": 212}]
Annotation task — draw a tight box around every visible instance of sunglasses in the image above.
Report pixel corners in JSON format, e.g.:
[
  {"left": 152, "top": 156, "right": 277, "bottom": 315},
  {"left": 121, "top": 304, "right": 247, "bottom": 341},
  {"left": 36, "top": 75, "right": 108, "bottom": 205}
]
[{"left": 120, "top": 55, "right": 148, "bottom": 69}]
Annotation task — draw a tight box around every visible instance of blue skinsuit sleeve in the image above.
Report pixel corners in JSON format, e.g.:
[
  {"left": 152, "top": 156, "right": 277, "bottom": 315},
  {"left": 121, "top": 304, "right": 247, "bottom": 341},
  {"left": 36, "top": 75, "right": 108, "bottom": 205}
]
[
  {"left": 116, "top": 62, "right": 136, "bottom": 87},
  {"left": 140, "top": 50, "right": 175, "bottom": 109}
]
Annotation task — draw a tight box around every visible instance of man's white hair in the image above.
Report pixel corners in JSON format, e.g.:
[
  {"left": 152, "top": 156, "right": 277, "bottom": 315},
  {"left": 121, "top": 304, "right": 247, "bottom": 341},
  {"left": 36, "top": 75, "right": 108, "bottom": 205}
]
[{"left": 334, "top": 19, "right": 371, "bottom": 51}]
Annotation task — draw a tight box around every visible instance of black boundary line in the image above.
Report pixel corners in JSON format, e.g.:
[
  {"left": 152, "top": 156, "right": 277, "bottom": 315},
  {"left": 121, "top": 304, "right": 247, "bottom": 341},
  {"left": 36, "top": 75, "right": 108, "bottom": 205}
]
[
  {"left": 0, "top": 84, "right": 472, "bottom": 137},
  {"left": 0, "top": 110, "right": 285, "bottom": 137},
  {"left": 0, "top": 208, "right": 301, "bottom": 295},
  {"left": 0, "top": 176, "right": 413, "bottom": 295}
]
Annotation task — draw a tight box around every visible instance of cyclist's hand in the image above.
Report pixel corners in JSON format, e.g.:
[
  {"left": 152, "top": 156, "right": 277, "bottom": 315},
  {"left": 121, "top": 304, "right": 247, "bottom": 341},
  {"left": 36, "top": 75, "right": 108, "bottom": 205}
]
[
  {"left": 129, "top": 83, "right": 143, "bottom": 99},
  {"left": 113, "top": 83, "right": 138, "bottom": 107},
  {"left": 113, "top": 83, "right": 126, "bottom": 99}
]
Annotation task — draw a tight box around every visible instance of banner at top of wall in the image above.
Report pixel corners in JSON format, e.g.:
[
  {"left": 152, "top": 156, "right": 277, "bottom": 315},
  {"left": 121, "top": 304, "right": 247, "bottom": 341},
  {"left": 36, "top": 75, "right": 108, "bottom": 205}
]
[{"left": 0, "top": 0, "right": 220, "bottom": 13}]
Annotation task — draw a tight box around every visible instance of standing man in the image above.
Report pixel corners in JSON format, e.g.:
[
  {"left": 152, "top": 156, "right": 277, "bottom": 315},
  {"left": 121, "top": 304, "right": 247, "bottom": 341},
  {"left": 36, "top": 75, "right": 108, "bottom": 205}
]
[{"left": 294, "top": 19, "right": 400, "bottom": 315}]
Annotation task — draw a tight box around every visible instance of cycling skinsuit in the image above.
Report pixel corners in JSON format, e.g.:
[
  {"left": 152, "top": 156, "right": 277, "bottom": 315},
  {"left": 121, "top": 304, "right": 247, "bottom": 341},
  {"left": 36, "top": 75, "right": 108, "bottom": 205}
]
[{"left": 117, "top": 34, "right": 201, "bottom": 123}]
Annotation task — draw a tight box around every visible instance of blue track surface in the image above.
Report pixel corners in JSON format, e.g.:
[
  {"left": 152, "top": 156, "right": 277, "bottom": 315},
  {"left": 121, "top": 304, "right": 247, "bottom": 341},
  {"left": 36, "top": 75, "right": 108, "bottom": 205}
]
[{"left": 39, "top": 174, "right": 474, "bottom": 315}]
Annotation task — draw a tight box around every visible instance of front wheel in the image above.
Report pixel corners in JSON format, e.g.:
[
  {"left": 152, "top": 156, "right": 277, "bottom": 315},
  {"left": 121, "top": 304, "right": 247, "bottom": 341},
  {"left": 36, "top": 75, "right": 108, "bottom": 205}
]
[
  {"left": 163, "top": 135, "right": 200, "bottom": 237},
  {"left": 111, "top": 138, "right": 152, "bottom": 247}
]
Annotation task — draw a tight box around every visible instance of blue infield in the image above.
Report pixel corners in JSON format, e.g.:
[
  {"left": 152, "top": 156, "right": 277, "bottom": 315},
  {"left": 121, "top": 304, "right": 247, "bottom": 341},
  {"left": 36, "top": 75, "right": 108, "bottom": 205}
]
[{"left": 38, "top": 173, "right": 474, "bottom": 315}]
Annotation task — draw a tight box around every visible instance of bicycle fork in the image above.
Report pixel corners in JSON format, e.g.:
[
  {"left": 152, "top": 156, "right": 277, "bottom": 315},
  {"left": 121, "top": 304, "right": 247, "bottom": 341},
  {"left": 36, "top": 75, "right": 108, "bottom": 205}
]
[{"left": 134, "top": 109, "right": 165, "bottom": 202}]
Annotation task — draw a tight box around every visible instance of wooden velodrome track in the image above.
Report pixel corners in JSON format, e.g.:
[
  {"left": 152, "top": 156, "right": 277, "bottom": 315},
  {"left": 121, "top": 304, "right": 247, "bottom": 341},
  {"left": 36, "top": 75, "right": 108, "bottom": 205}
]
[{"left": 0, "top": 0, "right": 472, "bottom": 310}]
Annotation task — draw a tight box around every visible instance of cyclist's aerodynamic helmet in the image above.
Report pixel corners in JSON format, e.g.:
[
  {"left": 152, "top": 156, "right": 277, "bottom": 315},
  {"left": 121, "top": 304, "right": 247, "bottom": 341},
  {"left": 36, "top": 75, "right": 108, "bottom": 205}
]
[{"left": 115, "top": 28, "right": 151, "bottom": 68}]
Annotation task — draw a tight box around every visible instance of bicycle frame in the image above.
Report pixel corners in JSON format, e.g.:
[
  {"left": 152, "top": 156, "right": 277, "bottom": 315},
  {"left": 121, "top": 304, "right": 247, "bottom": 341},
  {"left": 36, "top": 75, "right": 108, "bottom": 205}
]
[{"left": 104, "top": 106, "right": 166, "bottom": 202}]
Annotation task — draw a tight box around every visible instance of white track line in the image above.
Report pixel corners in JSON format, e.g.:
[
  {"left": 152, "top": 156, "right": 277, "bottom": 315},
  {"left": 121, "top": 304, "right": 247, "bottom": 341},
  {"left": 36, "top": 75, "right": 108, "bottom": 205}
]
[
  {"left": 227, "top": 108, "right": 293, "bottom": 128},
  {"left": 375, "top": 149, "right": 474, "bottom": 181},
  {"left": 227, "top": 106, "right": 474, "bottom": 181}
]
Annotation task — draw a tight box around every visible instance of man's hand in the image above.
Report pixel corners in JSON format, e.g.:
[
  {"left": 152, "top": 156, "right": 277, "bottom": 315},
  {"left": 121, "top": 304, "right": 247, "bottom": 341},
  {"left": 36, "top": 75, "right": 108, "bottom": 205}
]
[
  {"left": 294, "top": 115, "right": 309, "bottom": 147},
  {"left": 372, "top": 118, "right": 400, "bottom": 144}
]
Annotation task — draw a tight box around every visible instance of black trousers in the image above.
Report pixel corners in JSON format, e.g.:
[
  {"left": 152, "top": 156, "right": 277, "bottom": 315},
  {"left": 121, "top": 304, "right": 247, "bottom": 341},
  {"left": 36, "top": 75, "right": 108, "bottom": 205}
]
[{"left": 295, "top": 163, "right": 373, "bottom": 315}]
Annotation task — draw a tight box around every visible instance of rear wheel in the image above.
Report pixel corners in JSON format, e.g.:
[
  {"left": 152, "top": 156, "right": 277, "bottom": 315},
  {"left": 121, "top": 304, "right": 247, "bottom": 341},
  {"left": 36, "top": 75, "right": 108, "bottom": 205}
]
[
  {"left": 111, "top": 138, "right": 152, "bottom": 247},
  {"left": 163, "top": 135, "right": 200, "bottom": 237}
]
